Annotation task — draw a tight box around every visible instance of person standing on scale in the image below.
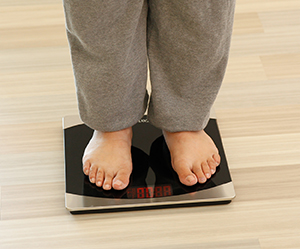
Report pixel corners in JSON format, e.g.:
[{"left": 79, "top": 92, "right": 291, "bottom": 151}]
[{"left": 63, "top": 0, "right": 236, "bottom": 191}]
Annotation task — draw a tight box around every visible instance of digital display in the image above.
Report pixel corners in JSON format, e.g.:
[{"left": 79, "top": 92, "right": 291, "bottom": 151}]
[{"left": 126, "top": 185, "right": 173, "bottom": 198}]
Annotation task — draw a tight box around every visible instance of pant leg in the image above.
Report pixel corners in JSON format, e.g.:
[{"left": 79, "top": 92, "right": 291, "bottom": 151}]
[
  {"left": 63, "top": 0, "right": 148, "bottom": 131},
  {"left": 147, "top": 0, "right": 236, "bottom": 132}
]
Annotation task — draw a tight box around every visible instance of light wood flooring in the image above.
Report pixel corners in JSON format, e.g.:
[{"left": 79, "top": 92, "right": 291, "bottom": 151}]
[{"left": 1, "top": 0, "right": 300, "bottom": 248}]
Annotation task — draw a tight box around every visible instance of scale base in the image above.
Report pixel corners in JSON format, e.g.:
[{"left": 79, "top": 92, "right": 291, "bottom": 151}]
[{"left": 63, "top": 115, "right": 235, "bottom": 214}]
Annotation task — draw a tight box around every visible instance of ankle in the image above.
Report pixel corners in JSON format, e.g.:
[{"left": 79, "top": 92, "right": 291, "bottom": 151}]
[
  {"left": 163, "top": 129, "right": 202, "bottom": 138},
  {"left": 94, "top": 127, "right": 132, "bottom": 141}
]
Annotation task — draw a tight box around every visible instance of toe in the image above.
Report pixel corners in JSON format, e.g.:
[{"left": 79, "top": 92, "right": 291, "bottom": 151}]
[
  {"left": 208, "top": 158, "right": 217, "bottom": 174},
  {"left": 96, "top": 169, "right": 104, "bottom": 187},
  {"left": 213, "top": 154, "right": 221, "bottom": 165},
  {"left": 173, "top": 160, "right": 197, "bottom": 186},
  {"left": 103, "top": 173, "right": 113, "bottom": 190},
  {"left": 112, "top": 169, "right": 130, "bottom": 190},
  {"left": 192, "top": 164, "right": 207, "bottom": 184},
  {"left": 89, "top": 165, "right": 97, "bottom": 183},
  {"left": 82, "top": 160, "right": 91, "bottom": 176},
  {"left": 201, "top": 162, "right": 211, "bottom": 179}
]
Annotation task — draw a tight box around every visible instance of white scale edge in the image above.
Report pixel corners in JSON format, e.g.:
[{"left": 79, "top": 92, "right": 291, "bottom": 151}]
[{"left": 65, "top": 182, "right": 235, "bottom": 212}]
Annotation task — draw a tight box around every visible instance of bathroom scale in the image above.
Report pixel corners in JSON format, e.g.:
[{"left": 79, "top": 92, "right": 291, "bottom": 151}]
[{"left": 63, "top": 115, "right": 235, "bottom": 214}]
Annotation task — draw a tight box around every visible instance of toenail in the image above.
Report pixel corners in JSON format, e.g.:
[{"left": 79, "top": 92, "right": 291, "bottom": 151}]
[
  {"left": 90, "top": 178, "right": 95, "bottom": 183},
  {"left": 97, "top": 181, "right": 102, "bottom": 186},
  {"left": 186, "top": 175, "right": 195, "bottom": 183},
  {"left": 211, "top": 169, "right": 215, "bottom": 174},
  {"left": 205, "top": 173, "right": 211, "bottom": 178},
  {"left": 200, "top": 177, "right": 206, "bottom": 183},
  {"left": 114, "top": 180, "right": 123, "bottom": 187}
]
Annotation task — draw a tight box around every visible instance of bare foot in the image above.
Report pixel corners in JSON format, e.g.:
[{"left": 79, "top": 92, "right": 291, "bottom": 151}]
[
  {"left": 163, "top": 130, "right": 221, "bottom": 186},
  {"left": 82, "top": 127, "right": 133, "bottom": 190}
]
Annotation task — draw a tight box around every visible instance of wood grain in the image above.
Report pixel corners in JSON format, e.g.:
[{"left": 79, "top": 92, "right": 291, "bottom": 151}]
[{"left": 1, "top": 0, "right": 300, "bottom": 248}]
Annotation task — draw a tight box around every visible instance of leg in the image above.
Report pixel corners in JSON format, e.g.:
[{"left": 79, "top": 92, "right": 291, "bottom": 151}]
[
  {"left": 63, "top": 0, "right": 148, "bottom": 189},
  {"left": 147, "top": 0, "right": 235, "bottom": 185}
]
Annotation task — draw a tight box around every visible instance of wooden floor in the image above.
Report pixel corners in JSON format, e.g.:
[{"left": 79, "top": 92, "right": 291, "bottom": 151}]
[{"left": 1, "top": 0, "right": 300, "bottom": 248}]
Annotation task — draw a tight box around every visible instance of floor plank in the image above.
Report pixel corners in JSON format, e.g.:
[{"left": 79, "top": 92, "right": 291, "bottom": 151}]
[{"left": 0, "top": 0, "right": 300, "bottom": 248}]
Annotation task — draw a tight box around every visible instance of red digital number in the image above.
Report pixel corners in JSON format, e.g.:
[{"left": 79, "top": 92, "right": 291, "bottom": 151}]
[
  {"left": 137, "top": 188, "right": 145, "bottom": 199},
  {"left": 146, "top": 187, "right": 153, "bottom": 198},
  {"left": 126, "top": 187, "right": 136, "bottom": 198},
  {"left": 127, "top": 185, "right": 172, "bottom": 199},
  {"left": 154, "top": 186, "right": 163, "bottom": 197},
  {"left": 163, "top": 185, "right": 172, "bottom": 196}
]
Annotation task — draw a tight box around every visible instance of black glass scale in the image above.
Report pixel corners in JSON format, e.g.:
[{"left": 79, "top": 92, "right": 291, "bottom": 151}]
[{"left": 63, "top": 115, "right": 235, "bottom": 214}]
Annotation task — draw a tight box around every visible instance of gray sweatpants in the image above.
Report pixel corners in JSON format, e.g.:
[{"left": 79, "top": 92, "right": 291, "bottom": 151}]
[{"left": 63, "top": 0, "right": 235, "bottom": 132}]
